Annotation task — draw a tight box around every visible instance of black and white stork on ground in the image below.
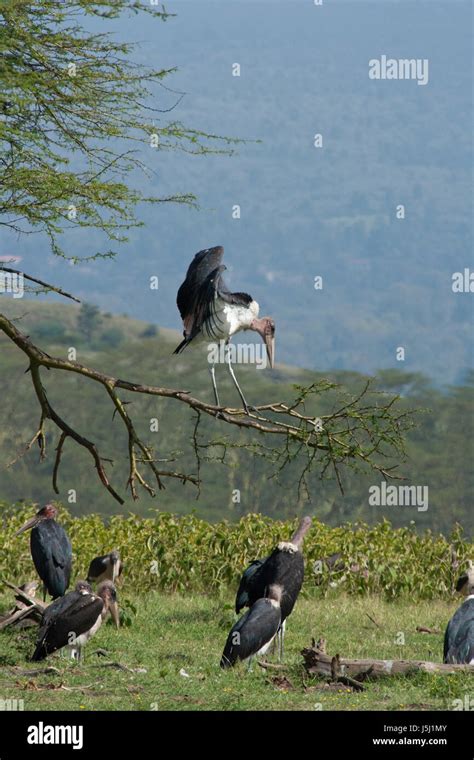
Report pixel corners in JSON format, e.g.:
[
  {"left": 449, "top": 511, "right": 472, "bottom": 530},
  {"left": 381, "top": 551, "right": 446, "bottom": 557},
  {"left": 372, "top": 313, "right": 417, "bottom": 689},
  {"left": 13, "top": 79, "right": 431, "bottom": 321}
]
[
  {"left": 234, "top": 516, "right": 312, "bottom": 660},
  {"left": 444, "top": 561, "right": 474, "bottom": 664},
  {"left": 220, "top": 584, "right": 282, "bottom": 669},
  {"left": 174, "top": 246, "right": 275, "bottom": 413},
  {"left": 15, "top": 504, "right": 72, "bottom": 600},
  {"left": 87, "top": 550, "right": 122, "bottom": 586},
  {"left": 32, "top": 580, "right": 120, "bottom": 662}
]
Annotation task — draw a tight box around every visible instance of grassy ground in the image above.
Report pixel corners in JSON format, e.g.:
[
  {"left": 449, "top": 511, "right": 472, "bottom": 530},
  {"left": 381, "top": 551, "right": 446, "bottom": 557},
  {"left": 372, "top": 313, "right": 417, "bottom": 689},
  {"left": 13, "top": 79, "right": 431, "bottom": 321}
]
[{"left": 0, "top": 592, "right": 471, "bottom": 711}]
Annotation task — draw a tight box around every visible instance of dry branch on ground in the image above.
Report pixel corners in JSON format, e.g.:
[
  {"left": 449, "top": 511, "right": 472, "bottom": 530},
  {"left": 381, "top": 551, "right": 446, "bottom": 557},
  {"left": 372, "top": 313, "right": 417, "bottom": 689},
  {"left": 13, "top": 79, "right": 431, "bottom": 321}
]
[{"left": 301, "top": 640, "right": 474, "bottom": 680}]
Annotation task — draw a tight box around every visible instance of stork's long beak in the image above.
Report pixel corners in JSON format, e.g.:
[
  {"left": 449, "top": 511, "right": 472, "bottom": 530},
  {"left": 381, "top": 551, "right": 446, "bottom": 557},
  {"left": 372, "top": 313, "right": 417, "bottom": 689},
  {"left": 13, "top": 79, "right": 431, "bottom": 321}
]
[
  {"left": 109, "top": 600, "right": 120, "bottom": 629},
  {"left": 265, "top": 334, "right": 275, "bottom": 369},
  {"left": 112, "top": 559, "right": 120, "bottom": 583},
  {"left": 15, "top": 515, "right": 40, "bottom": 536}
]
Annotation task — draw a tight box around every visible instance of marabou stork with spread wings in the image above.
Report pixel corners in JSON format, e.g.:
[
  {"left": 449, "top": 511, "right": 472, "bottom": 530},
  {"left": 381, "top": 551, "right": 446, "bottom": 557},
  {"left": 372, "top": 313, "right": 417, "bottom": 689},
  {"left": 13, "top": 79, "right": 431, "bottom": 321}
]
[{"left": 174, "top": 246, "right": 275, "bottom": 413}]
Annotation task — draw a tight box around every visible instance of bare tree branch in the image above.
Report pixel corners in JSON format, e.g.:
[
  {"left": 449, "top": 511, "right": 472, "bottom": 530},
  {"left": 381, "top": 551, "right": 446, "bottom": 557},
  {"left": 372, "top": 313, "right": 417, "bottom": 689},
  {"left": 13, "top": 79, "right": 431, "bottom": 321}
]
[
  {"left": 0, "top": 266, "right": 81, "bottom": 302},
  {"left": 0, "top": 312, "right": 415, "bottom": 504}
]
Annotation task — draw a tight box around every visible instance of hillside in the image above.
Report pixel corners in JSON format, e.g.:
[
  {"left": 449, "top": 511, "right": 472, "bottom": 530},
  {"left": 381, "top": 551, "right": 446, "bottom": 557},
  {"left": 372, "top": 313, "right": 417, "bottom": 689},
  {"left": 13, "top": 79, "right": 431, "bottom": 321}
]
[{"left": 0, "top": 300, "right": 472, "bottom": 535}]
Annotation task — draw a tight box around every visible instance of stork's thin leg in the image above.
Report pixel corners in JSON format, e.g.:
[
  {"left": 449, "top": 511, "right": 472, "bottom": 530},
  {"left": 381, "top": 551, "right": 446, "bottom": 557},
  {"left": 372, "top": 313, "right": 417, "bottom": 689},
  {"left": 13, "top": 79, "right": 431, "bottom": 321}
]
[
  {"left": 209, "top": 363, "right": 220, "bottom": 407},
  {"left": 246, "top": 655, "right": 254, "bottom": 673},
  {"left": 279, "top": 620, "right": 286, "bottom": 662},
  {"left": 226, "top": 351, "right": 250, "bottom": 414}
]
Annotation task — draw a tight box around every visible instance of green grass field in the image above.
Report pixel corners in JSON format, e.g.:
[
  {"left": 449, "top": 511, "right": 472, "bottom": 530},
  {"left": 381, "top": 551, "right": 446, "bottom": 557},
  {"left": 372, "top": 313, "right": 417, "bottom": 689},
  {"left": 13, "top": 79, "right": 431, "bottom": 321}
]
[{"left": 0, "top": 592, "right": 471, "bottom": 711}]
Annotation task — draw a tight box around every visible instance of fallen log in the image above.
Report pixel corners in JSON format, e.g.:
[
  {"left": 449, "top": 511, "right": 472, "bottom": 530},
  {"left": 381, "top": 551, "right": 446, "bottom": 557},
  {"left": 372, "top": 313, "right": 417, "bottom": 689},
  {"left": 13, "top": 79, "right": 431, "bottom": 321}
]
[
  {"left": 330, "top": 653, "right": 365, "bottom": 691},
  {"left": 301, "top": 644, "right": 474, "bottom": 680},
  {"left": 2, "top": 580, "right": 47, "bottom": 612},
  {"left": 0, "top": 605, "right": 40, "bottom": 631},
  {"left": 0, "top": 579, "right": 47, "bottom": 629}
]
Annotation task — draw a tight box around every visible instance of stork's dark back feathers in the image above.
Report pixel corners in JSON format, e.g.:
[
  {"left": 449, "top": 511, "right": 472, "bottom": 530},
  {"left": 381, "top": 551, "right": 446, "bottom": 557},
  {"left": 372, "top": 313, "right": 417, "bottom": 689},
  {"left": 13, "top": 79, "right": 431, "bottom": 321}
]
[
  {"left": 235, "top": 558, "right": 267, "bottom": 614},
  {"left": 256, "top": 547, "right": 305, "bottom": 622},
  {"left": 236, "top": 547, "right": 304, "bottom": 623},
  {"left": 444, "top": 597, "right": 474, "bottom": 664},
  {"left": 31, "top": 520, "right": 72, "bottom": 599},
  {"left": 32, "top": 590, "right": 103, "bottom": 661},
  {"left": 87, "top": 552, "right": 122, "bottom": 584},
  {"left": 220, "top": 597, "right": 281, "bottom": 668},
  {"left": 87, "top": 555, "right": 108, "bottom": 583}
]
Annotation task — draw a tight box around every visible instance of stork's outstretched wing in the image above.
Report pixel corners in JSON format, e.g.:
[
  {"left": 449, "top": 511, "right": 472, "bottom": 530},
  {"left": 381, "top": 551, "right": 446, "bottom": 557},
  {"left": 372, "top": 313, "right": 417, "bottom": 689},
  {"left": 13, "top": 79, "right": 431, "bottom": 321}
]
[{"left": 174, "top": 246, "right": 252, "bottom": 352}]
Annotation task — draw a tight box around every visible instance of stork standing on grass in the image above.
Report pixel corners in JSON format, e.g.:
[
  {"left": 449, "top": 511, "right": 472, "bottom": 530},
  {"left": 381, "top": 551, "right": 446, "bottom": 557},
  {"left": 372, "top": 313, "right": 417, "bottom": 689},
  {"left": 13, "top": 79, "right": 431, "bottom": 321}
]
[
  {"left": 235, "top": 516, "right": 312, "bottom": 660},
  {"left": 220, "top": 584, "right": 282, "bottom": 669},
  {"left": 174, "top": 246, "right": 275, "bottom": 414},
  {"left": 15, "top": 504, "right": 72, "bottom": 600},
  {"left": 87, "top": 550, "right": 122, "bottom": 586},
  {"left": 444, "top": 561, "right": 474, "bottom": 664},
  {"left": 32, "top": 580, "right": 119, "bottom": 662}
]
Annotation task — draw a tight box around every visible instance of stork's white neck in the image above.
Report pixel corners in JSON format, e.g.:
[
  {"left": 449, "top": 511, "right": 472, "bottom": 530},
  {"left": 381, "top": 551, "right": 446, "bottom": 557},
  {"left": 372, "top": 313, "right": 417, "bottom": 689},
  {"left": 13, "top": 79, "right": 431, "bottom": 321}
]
[{"left": 222, "top": 299, "right": 259, "bottom": 337}]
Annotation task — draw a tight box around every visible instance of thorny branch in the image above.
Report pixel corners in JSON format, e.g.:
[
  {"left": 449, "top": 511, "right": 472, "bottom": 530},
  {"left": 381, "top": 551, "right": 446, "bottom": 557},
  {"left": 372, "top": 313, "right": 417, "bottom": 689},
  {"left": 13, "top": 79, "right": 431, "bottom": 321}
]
[
  {"left": 0, "top": 312, "right": 415, "bottom": 505},
  {"left": 0, "top": 266, "right": 81, "bottom": 303}
]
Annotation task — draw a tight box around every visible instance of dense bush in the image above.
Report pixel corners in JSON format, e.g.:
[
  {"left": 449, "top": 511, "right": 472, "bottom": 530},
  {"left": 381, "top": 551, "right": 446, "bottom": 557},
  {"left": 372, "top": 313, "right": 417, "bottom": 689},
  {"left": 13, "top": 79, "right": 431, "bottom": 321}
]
[{"left": 0, "top": 502, "right": 471, "bottom": 600}]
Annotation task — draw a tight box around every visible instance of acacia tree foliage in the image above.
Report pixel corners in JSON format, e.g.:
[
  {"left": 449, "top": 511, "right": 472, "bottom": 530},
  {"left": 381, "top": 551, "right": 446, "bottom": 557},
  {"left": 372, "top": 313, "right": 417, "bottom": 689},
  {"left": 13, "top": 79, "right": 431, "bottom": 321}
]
[
  {"left": 0, "top": 0, "right": 231, "bottom": 258},
  {"left": 0, "top": 0, "right": 415, "bottom": 505}
]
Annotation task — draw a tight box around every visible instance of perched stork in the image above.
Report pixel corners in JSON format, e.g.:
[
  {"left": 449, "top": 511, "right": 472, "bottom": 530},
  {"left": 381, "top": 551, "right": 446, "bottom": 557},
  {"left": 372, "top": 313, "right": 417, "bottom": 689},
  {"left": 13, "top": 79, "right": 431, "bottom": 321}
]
[
  {"left": 220, "top": 584, "right": 282, "bottom": 669},
  {"left": 87, "top": 550, "right": 122, "bottom": 586},
  {"left": 444, "top": 562, "right": 474, "bottom": 664},
  {"left": 174, "top": 246, "right": 275, "bottom": 413},
  {"left": 32, "top": 580, "right": 119, "bottom": 662},
  {"left": 15, "top": 504, "right": 72, "bottom": 599},
  {"left": 234, "top": 516, "right": 312, "bottom": 659}
]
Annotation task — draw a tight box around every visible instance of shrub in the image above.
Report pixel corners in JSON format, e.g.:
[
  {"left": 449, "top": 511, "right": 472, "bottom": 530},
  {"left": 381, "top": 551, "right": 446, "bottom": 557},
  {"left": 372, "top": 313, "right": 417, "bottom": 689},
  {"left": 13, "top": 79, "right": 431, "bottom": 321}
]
[{"left": 0, "top": 502, "right": 471, "bottom": 600}]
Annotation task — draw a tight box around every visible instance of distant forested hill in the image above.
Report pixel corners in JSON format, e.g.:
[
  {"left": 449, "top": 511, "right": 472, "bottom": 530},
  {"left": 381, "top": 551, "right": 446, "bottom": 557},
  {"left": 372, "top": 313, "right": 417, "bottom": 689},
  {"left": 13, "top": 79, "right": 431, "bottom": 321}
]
[{"left": 0, "top": 301, "right": 472, "bottom": 537}]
